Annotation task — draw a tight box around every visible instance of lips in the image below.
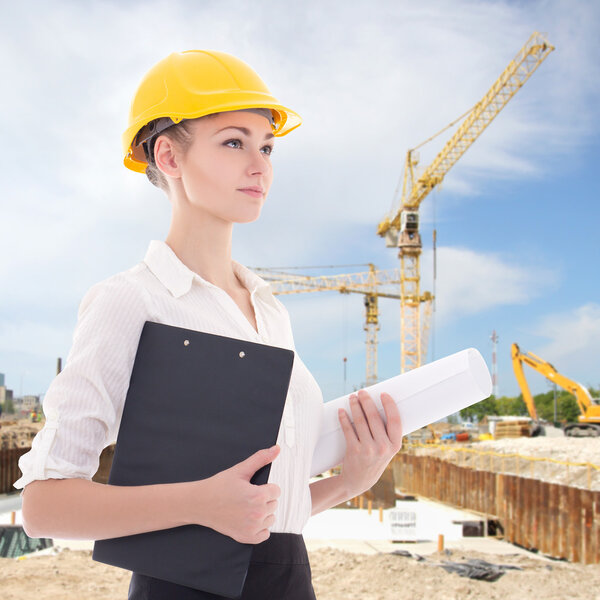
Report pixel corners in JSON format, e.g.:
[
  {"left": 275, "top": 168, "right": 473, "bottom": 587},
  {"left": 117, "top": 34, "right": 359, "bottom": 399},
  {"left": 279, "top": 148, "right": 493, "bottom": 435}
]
[{"left": 238, "top": 186, "right": 264, "bottom": 199}]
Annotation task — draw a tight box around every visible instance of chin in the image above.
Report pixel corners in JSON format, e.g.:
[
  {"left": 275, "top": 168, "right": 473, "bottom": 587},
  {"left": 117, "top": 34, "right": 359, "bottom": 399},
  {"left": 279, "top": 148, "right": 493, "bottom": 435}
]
[
  {"left": 233, "top": 203, "right": 264, "bottom": 224},
  {"left": 237, "top": 213, "right": 262, "bottom": 224}
]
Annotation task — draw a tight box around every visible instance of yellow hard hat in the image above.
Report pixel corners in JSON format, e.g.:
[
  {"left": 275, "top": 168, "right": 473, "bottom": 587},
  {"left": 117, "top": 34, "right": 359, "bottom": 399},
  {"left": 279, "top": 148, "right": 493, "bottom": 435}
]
[{"left": 122, "top": 49, "right": 302, "bottom": 173}]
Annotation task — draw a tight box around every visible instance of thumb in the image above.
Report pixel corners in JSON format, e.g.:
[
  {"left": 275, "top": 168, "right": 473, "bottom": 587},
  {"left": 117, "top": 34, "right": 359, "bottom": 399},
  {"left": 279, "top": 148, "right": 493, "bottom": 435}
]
[{"left": 232, "top": 445, "right": 280, "bottom": 480}]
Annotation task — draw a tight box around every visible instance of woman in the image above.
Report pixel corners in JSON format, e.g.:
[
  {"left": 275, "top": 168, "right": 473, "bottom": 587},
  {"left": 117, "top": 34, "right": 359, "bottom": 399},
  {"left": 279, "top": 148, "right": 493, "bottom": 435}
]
[{"left": 14, "top": 50, "right": 403, "bottom": 599}]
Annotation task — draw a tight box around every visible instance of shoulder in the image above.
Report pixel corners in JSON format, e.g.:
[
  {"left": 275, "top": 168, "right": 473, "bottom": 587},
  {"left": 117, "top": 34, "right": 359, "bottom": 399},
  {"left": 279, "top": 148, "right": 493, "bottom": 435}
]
[
  {"left": 77, "top": 262, "right": 151, "bottom": 322},
  {"left": 271, "top": 293, "right": 289, "bottom": 316}
]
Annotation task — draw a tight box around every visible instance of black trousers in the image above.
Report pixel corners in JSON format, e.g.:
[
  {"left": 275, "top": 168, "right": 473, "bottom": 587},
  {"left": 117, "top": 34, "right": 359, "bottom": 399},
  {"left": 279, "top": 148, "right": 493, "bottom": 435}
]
[{"left": 127, "top": 532, "right": 316, "bottom": 600}]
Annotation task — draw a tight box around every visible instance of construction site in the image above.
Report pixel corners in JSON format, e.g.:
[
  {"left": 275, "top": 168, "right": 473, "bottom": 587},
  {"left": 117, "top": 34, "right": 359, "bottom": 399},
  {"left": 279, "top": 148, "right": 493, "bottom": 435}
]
[{"left": 1, "top": 16, "right": 599, "bottom": 600}]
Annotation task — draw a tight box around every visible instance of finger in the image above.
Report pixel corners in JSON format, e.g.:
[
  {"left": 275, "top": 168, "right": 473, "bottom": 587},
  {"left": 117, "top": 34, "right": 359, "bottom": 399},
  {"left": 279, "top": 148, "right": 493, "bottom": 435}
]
[
  {"left": 261, "top": 483, "right": 281, "bottom": 502},
  {"left": 338, "top": 407, "right": 359, "bottom": 444},
  {"left": 265, "top": 498, "right": 278, "bottom": 513},
  {"left": 356, "top": 389, "right": 388, "bottom": 442},
  {"left": 235, "top": 445, "right": 280, "bottom": 480},
  {"left": 262, "top": 513, "right": 276, "bottom": 528},
  {"left": 256, "top": 528, "right": 271, "bottom": 543},
  {"left": 381, "top": 393, "right": 403, "bottom": 448},
  {"left": 349, "top": 392, "right": 374, "bottom": 442}
]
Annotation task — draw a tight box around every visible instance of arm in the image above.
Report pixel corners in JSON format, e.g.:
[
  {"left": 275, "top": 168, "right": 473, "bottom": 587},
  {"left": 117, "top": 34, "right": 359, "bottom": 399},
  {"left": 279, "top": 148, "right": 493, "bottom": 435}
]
[
  {"left": 309, "top": 389, "right": 403, "bottom": 516},
  {"left": 309, "top": 473, "right": 350, "bottom": 516},
  {"left": 22, "top": 445, "right": 282, "bottom": 544},
  {"left": 22, "top": 478, "right": 193, "bottom": 540}
]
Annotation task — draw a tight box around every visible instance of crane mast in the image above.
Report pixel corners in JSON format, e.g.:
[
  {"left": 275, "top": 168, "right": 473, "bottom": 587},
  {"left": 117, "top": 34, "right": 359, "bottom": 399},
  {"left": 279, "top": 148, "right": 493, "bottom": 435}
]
[{"left": 377, "top": 32, "right": 554, "bottom": 373}]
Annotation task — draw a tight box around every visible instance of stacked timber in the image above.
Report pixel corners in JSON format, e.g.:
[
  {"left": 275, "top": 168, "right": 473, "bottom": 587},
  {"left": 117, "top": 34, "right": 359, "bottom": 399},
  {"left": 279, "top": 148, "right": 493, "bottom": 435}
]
[{"left": 494, "top": 420, "right": 531, "bottom": 439}]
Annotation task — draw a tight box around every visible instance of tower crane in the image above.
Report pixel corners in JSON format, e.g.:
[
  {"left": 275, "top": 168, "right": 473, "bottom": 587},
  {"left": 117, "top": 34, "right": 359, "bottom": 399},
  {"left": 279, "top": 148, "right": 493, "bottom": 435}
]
[
  {"left": 253, "top": 265, "right": 430, "bottom": 385},
  {"left": 377, "top": 32, "right": 554, "bottom": 373}
]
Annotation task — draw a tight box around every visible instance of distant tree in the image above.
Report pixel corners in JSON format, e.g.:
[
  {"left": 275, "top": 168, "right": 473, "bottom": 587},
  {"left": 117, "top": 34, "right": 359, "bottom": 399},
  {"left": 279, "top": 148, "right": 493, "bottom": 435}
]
[
  {"left": 496, "top": 395, "right": 528, "bottom": 416},
  {"left": 588, "top": 386, "right": 600, "bottom": 399},
  {"left": 557, "top": 394, "right": 582, "bottom": 423},
  {"left": 460, "top": 396, "right": 497, "bottom": 421},
  {"left": 532, "top": 390, "right": 555, "bottom": 421},
  {"left": 533, "top": 390, "right": 581, "bottom": 423},
  {"left": 457, "top": 386, "right": 592, "bottom": 424}
]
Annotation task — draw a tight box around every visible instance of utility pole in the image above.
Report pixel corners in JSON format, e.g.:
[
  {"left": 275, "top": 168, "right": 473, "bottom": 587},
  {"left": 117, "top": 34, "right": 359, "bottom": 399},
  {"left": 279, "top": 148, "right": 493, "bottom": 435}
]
[{"left": 490, "top": 330, "right": 499, "bottom": 397}]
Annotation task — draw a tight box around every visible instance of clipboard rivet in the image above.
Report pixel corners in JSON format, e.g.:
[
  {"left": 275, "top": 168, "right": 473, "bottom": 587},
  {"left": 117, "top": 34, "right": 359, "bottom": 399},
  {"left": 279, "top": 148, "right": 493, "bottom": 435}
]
[
  {"left": 239, "top": 351, "right": 246, "bottom": 358},
  {"left": 183, "top": 340, "right": 190, "bottom": 346}
]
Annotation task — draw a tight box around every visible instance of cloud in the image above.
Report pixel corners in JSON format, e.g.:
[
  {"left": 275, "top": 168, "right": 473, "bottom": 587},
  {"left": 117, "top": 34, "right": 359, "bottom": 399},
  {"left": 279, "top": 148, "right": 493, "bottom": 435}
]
[
  {"left": 418, "top": 246, "right": 557, "bottom": 324},
  {"left": 280, "top": 246, "right": 558, "bottom": 380},
  {"left": 1, "top": 0, "right": 598, "bottom": 396},
  {"left": 532, "top": 303, "right": 600, "bottom": 388}
]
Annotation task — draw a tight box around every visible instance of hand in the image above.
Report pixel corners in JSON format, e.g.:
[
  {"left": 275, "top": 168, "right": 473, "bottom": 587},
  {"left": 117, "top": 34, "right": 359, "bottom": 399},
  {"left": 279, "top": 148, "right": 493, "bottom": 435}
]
[
  {"left": 188, "top": 445, "right": 281, "bottom": 544},
  {"left": 337, "top": 389, "right": 403, "bottom": 498}
]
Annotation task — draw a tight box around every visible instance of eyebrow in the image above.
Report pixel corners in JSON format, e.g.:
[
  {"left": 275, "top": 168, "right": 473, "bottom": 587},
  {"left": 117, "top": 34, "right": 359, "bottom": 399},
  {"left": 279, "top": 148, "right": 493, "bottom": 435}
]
[{"left": 213, "top": 126, "right": 274, "bottom": 140}]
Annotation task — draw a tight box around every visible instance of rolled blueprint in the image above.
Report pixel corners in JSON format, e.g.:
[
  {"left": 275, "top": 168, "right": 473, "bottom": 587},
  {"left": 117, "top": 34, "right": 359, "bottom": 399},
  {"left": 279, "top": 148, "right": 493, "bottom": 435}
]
[{"left": 310, "top": 348, "right": 492, "bottom": 477}]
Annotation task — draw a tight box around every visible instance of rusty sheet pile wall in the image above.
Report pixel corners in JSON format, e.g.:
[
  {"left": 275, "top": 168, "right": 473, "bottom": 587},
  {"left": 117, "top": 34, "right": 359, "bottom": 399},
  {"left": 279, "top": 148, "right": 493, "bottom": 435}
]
[
  {"left": 394, "top": 452, "right": 600, "bottom": 564},
  {"left": 0, "top": 448, "right": 30, "bottom": 494}
]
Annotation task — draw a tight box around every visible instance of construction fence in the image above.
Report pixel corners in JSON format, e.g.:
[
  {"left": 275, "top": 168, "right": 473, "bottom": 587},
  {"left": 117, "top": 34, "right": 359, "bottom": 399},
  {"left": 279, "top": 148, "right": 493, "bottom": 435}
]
[
  {"left": 0, "top": 448, "right": 29, "bottom": 495},
  {"left": 394, "top": 445, "right": 600, "bottom": 564}
]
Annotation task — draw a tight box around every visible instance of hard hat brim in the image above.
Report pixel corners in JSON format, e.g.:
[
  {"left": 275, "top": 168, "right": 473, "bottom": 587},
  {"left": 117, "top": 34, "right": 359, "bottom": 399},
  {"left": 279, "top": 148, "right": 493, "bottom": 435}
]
[{"left": 123, "top": 102, "right": 302, "bottom": 174}]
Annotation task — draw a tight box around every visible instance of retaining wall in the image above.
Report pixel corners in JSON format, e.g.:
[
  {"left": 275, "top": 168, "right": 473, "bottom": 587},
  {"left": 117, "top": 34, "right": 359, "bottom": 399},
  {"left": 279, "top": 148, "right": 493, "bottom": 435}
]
[{"left": 394, "top": 453, "right": 600, "bottom": 564}]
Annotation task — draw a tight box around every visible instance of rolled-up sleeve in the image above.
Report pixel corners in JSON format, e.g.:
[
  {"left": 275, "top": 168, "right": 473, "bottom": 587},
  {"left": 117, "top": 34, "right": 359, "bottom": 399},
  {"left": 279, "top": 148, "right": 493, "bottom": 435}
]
[{"left": 13, "top": 275, "right": 150, "bottom": 490}]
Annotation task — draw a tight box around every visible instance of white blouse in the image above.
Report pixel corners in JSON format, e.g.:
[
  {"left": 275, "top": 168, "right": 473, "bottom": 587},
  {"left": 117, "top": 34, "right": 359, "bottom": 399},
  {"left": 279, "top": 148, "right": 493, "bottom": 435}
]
[{"left": 13, "top": 240, "right": 324, "bottom": 534}]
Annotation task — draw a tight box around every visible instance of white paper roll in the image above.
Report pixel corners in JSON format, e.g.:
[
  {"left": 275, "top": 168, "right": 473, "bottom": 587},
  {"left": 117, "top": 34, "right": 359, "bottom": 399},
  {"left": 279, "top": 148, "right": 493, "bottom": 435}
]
[{"left": 310, "top": 347, "right": 492, "bottom": 477}]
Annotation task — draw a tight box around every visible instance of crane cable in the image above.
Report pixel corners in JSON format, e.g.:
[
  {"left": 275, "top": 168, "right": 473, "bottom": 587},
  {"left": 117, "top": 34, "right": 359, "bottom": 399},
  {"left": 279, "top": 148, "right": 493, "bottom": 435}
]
[
  {"left": 412, "top": 103, "right": 476, "bottom": 152},
  {"left": 342, "top": 292, "right": 349, "bottom": 395},
  {"left": 388, "top": 102, "right": 476, "bottom": 215},
  {"left": 431, "top": 187, "right": 438, "bottom": 363}
]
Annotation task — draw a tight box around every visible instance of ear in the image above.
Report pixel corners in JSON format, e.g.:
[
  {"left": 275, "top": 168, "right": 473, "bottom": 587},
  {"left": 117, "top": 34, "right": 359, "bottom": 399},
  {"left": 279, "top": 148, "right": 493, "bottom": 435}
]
[{"left": 154, "top": 135, "right": 181, "bottom": 179}]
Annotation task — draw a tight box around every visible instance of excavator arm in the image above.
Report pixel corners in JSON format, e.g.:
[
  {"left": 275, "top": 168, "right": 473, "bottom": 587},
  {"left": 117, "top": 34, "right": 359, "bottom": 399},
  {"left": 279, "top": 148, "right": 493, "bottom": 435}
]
[
  {"left": 511, "top": 343, "right": 539, "bottom": 421},
  {"left": 511, "top": 343, "right": 600, "bottom": 437}
]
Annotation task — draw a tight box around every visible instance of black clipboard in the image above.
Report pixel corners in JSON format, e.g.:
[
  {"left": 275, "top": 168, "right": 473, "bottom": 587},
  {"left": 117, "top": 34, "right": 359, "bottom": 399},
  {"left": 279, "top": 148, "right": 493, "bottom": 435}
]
[{"left": 92, "top": 321, "right": 295, "bottom": 598}]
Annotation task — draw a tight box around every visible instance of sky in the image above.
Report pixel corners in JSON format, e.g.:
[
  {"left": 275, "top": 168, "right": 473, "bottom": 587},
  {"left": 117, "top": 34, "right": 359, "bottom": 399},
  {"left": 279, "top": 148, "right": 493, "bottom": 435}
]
[{"left": 0, "top": 0, "right": 598, "bottom": 405}]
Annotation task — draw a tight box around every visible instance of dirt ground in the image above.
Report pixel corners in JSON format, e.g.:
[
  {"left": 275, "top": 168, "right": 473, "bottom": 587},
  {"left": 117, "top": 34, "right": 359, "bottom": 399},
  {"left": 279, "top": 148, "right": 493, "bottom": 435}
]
[
  {"left": 0, "top": 419, "right": 43, "bottom": 449},
  {"left": 411, "top": 437, "right": 600, "bottom": 491},
  {"left": 1, "top": 546, "right": 599, "bottom": 599}
]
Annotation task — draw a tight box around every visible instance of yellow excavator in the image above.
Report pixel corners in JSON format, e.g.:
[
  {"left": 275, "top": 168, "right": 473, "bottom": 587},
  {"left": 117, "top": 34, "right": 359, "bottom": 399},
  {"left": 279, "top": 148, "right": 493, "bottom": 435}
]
[{"left": 511, "top": 343, "right": 600, "bottom": 437}]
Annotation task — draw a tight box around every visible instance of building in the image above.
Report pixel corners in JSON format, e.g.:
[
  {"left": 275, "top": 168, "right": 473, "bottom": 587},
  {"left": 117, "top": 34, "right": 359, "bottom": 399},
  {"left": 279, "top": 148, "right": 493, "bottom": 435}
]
[
  {"left": 0, "top": 385, "right": 14, "bottom": 415},
  {"left": 17, "top": 395, "right": 41, "bottom": 412},
  {"left": 0, "top": 385, "right": 13, "bottom": 407}
]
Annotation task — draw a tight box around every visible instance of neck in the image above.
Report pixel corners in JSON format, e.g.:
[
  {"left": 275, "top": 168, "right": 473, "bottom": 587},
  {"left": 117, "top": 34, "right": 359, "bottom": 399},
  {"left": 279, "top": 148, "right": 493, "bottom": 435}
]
[{"left": 164, "top": 198, "right": 240, "bottom": 293}]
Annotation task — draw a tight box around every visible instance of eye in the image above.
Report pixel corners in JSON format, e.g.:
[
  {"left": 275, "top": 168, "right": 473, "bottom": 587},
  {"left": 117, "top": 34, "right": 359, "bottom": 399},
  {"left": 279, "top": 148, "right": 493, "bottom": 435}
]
[
  {"left": 224, "top": 138, "right": 274, "bottom": 156},
  {"left": 224, "top": 139, "right": 242, "bottom": 149}
]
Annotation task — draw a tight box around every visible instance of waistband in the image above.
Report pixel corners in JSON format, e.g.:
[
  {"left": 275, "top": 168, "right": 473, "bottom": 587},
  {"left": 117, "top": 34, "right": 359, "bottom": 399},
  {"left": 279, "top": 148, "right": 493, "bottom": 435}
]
[{"left": 248, "top": 532, "right": 309, "bottom": 565}]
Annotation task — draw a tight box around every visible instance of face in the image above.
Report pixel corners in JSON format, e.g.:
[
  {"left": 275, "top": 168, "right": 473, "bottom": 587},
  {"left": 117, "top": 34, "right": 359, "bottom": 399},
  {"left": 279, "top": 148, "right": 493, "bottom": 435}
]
[{"left": 175, "top": 110, "right": 275, "bottom": 224}]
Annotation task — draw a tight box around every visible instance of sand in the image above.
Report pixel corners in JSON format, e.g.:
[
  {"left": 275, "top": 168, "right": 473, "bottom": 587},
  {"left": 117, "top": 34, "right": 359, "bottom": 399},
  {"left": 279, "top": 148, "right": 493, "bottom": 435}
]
[
  {"left": 1, "top": 546, "right": 599, "bottom": 599},
  {"left": 410, "top": 437, "right": 600, "bottom": 490}
]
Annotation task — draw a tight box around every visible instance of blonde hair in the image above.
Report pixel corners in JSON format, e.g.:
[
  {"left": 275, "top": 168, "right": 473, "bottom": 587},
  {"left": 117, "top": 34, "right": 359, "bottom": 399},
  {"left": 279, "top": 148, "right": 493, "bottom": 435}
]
[{"left": 144, "top": 113, "right": 220, "bottom": 193}]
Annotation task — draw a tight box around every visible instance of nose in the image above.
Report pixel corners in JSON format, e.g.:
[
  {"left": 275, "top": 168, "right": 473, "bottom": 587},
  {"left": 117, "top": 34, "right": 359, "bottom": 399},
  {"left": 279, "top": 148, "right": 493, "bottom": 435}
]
[{"left": 247, "top": 147, "right": 271, "bottom": 176}]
